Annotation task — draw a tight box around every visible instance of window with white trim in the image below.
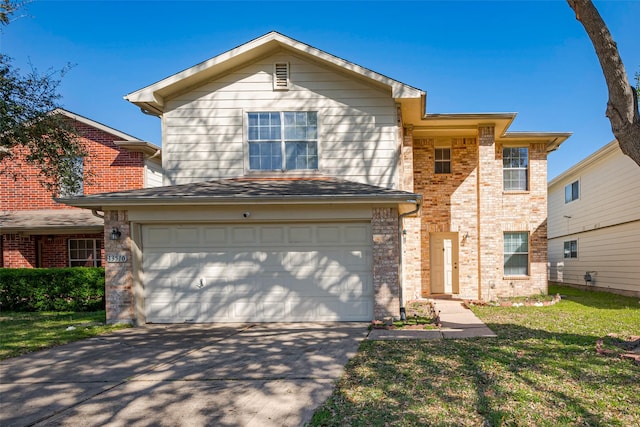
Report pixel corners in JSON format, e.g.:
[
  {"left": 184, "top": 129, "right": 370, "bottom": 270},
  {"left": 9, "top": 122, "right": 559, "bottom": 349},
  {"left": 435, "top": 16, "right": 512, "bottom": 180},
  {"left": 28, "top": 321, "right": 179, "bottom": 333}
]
[
  {"left": 59, "top": 157, "right": 84, "bottom": 197},
  {"left": 504, "top": 232, "right": 529, "bottom": 276},
  {"left": 435, "top": 147, "right": 451, "bottom": 174},
  {"left": 503, "top": 147, "right": 528, "bottom": 191},
  {"left": 248, "top": 112, "right": 318, "bottom": 171},
  {"left": 69, "top": 239, "right": 101, "bottom": 267},
  {"left": 564, "top": 240, "right": 578, "bottom": 258},
  {"left": 565, "top": 180, "right": 579, "bottom": 203}
]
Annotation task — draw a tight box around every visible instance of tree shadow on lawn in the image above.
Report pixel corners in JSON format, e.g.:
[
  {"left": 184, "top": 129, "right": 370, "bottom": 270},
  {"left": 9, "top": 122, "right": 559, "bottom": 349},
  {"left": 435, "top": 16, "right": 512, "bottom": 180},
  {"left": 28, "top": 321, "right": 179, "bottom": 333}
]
[{"left": 317, "top": 324, "right": 640, "bottom": 427}]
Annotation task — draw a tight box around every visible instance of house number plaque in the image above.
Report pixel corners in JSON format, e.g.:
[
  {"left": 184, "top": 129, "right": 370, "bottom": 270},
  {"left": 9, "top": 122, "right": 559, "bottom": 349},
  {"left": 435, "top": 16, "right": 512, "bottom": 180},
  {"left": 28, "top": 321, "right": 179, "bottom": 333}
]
[{"left": 106, "top": 254, "right": 128, "bottom": 263}]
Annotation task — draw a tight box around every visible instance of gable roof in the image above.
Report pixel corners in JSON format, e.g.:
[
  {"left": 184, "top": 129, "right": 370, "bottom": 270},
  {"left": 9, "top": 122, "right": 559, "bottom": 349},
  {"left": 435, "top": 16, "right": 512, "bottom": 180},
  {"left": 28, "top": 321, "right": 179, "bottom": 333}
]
[
  {"left": 58, "top": 177, "right": 422, "bottom": 213},
  {"left": 54, "top": 109, "right": 161, "bottom": 157},
  {"left": 125, "top": 31, "right": 425, "bottom": 115}
]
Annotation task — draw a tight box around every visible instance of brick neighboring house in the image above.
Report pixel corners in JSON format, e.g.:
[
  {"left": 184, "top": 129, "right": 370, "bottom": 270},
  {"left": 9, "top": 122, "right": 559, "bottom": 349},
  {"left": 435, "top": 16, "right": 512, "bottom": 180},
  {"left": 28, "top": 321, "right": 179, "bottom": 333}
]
[
  {"left": 0, "top": 109, "right": 162, "bottom": 268},
  {"left": 61, "top": 32, "right": 571, "bottom": 324}
]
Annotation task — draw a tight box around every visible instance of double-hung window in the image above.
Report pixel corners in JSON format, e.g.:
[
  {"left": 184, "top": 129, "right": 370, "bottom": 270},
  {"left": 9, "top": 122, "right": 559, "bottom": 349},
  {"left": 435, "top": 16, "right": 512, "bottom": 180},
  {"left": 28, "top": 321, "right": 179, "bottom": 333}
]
[
  {"left": 248, "top": 112, "right": 318, "bottom": 171},
  {"left": 59, "top": 157, "right": 84, "bottom": 197},
  {"left": 504, "top": 232, "right": 529, "bottom": 276},
  {"left": 69, "top": 239, "right": 101, "bottom": 267},
  {"left": 565, "top": 180, "right": 579, "bottom": 203},
  {"left": 503, "top": 147, "right": 528, "bottom": 191},
  {"left": 564, "top": 240, "right": 578, "bottom": 258},
  {"left": 434, "top": 147, "right": 451, "bottom": 174}
]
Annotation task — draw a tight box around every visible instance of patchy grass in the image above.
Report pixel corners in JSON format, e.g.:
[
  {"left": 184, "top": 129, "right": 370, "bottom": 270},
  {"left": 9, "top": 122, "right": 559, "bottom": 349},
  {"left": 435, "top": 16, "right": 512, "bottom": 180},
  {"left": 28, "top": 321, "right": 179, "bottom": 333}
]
[
  {"left": 309, "top": 285, "right": 640, "bottom": 426},
  {"left": 0, "top": 311, "right": 130, "bottom": 360}
]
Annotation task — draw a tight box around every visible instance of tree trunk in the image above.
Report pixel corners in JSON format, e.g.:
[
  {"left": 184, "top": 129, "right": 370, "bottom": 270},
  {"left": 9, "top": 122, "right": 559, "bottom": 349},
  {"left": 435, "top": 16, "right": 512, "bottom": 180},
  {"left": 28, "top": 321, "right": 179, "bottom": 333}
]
[{"left": 567, "top": 0, "right": 640, "bottom": 166}]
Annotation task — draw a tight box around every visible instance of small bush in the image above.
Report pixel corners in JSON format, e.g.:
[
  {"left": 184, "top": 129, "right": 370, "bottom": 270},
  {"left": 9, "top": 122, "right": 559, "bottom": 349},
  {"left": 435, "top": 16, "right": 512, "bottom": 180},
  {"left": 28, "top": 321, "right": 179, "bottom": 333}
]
[{"left": 0, "top": 267, "right": 105, "bottom": 312}]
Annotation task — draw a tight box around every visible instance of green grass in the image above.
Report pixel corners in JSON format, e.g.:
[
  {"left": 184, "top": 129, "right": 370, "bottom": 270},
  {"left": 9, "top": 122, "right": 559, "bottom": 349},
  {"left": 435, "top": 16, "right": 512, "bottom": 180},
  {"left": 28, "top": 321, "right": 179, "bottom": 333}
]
[
  {"left": 310, "top": 285, "right": 640, "bottom": 426},
  {"left": 0, "top": 311, "right": 130, "bottom": 360}
]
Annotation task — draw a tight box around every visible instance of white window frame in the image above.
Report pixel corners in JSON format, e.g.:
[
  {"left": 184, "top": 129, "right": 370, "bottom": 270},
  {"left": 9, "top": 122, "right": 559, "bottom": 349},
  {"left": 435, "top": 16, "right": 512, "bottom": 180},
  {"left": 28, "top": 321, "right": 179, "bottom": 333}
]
[
  {"left": 246, "top": 111, "right": 319, "bottom": 172},
  {"left": 503, "top": 147, "right": 529, "bottom": 191},
  {"left": 565, "top": 180, "right": 579, "bottom": 203},
  {"left": 68, "top": 239, "right": 101, "bottom": 267},
  {"left": 59, "top": 157, "right": 84, "bottom": 197},
  {"left": 503, "top": 232, "right": 529, "bottom": 276},
  {"left": 564, "top": 240, "right": 578, "bottom": 259}
]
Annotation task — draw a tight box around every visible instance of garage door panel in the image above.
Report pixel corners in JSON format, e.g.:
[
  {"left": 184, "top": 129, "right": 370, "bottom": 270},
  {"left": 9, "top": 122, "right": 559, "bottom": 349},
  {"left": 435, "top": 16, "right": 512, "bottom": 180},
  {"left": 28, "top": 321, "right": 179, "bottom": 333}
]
[{"left": 142, "top": 222, "right": 373, "bottom": 323}]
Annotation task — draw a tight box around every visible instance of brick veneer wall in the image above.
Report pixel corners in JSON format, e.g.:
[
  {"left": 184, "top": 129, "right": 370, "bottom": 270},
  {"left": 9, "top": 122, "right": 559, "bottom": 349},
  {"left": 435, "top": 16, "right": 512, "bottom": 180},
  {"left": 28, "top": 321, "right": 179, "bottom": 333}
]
[
  {"left": 412, "top": 125, "right": 549, "bottom": 300},
  {"left": 1, "top": 233, "right": 104, "bottom": 268},
  {"left": 372, "top": 207, "right": 400, "bottom": 319},
  {"left": 0, "top": 119, "right": 145, "bottom": 211},
  {"left": 103, "top": 210, "right": 135, "bottom": 324}
]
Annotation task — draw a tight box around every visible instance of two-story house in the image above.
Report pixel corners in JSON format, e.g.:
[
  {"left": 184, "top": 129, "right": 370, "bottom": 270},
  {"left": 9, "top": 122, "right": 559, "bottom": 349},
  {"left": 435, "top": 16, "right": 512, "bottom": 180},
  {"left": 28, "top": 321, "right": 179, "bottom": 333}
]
[
  {"left": 548, "top": 140, "right": 640, "bottom": 297},
  {"left": 0, "top": 109, "right": 162, "bottom": 268},
  {"left": 61, "top": 32, "right": 570, "bottom": 324}
]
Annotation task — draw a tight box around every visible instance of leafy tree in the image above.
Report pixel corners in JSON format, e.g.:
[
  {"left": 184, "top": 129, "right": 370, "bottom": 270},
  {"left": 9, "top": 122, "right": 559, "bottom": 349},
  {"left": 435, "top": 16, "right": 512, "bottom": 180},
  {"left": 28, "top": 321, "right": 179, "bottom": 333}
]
[
  {"left": 1, "top": 0, "right": 86, "bottom": 194},
  {"left": 567, "top": 0, "right": 640, "bottom": 166}
]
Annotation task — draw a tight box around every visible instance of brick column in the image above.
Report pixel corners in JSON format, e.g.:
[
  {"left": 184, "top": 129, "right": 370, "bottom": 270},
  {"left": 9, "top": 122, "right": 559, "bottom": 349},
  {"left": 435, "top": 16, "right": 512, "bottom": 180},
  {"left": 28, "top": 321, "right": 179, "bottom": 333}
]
[
  {"left": 372, "top": 207, "right": 400, "bottom": 319},
  {"left": 104, "top": 210, "right": 135, "bottom": 324},
  {"left": 477, "top": 125, "right": 500, "bottom": 300}
]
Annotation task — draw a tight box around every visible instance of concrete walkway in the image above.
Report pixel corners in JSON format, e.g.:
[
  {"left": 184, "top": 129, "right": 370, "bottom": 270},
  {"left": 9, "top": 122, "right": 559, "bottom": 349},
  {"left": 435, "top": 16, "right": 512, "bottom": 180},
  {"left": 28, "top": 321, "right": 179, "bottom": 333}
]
[{"left": 368, "top": 299, "right": 497, "bottom": 340}]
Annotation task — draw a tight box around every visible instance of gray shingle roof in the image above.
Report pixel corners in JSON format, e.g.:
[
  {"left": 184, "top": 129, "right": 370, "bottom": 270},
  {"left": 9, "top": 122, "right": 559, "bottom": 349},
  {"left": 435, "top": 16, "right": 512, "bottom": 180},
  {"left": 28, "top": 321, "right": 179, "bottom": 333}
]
[
  {"left": 0, "top": 209, "right": 103, "bottom": 233},
  {"left": 58, "top": 178, "right": 421, "bottom": 208}
]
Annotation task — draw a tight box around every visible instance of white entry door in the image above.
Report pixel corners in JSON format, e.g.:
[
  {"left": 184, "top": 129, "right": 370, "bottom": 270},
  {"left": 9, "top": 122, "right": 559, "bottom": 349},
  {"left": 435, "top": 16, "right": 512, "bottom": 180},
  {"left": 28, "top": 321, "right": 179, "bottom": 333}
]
[
  {"left": 141, "top": 222, "right": 373, "bottom": 323},
  {"left": 430, "top": 232, "right": 459, "bottom": 295}
]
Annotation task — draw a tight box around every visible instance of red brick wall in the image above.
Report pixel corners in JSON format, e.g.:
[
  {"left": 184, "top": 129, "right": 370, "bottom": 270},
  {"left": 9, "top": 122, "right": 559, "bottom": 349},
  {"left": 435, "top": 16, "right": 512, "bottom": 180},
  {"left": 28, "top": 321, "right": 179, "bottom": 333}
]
[
  {"left": 1, "top": 233, "right": 104, "bottom": 268},
  {"left": 0, "top": 119, "right": 145, "bottom": 211}
]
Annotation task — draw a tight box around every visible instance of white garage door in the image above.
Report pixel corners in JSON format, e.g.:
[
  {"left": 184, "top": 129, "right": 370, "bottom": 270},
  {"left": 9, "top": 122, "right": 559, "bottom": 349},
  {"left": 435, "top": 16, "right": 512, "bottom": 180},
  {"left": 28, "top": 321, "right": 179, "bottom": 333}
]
[{"left": 141, "top": 222, "right": 373, "bottom": 322}]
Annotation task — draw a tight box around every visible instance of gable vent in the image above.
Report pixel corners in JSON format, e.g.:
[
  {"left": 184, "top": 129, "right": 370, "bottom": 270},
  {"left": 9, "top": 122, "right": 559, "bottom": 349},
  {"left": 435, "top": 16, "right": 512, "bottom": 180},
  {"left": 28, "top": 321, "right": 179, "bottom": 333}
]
[{"left": 273, "top": 62, "right": 290, "bottom": 90}]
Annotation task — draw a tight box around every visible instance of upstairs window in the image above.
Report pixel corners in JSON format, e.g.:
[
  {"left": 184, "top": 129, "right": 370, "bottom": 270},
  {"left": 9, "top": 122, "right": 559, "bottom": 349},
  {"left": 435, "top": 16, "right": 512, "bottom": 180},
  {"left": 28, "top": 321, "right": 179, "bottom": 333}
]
[
  {"left": 59, "top": 157, "right": 84, "bottom": 197},
  {"left": 503, "top": 147, "right": 528, "bottom": 191},
  {"left": 504, "top": 232, "right": 529, "bottom": 276},
  {"left": 248, "top": 112, "right": 318, "bottom": 171},
  {"left": 434, "top": 147, "right": 451, "bottom": 174},
  {"left": 565, "top": 180, "right": 579, "bottom": 203}
]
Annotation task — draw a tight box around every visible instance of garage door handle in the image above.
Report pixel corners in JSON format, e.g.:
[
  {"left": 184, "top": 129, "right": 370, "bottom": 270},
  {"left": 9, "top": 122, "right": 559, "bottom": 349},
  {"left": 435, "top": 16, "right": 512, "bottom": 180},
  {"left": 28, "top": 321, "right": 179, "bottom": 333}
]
[{"left": 198, "top": 278, "right": 205, "bottom": 288}]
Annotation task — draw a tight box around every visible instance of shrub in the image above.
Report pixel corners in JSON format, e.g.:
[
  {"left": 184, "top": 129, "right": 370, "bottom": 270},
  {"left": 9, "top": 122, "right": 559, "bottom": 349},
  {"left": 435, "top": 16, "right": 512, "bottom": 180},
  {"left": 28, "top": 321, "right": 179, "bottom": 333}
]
[{"left": 0, "top": 267, "right": 105, "bottom": 312}]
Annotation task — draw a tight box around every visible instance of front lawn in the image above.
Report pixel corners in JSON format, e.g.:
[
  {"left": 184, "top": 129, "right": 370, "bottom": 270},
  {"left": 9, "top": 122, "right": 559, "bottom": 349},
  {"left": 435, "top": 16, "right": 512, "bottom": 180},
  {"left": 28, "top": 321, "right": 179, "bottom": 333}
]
[
  {"left": 310, "top": 285, "right": 640, "bottom": 426},
  {"left": 0, "top": 311, "right": 130, "bottom": 360}
]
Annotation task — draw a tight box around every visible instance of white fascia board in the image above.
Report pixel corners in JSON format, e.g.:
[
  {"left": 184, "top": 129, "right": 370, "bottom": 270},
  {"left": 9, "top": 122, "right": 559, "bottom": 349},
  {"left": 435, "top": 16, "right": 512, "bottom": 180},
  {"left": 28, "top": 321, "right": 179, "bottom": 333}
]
[
  {"left": 53, "top": 108, "right": 143, "bottom": 142},
  {"left": 548, "top": 139, "right": 619, "bottom": 188},
  {"left": 124, "top": 32, "right": 424, "bottom": 112}
]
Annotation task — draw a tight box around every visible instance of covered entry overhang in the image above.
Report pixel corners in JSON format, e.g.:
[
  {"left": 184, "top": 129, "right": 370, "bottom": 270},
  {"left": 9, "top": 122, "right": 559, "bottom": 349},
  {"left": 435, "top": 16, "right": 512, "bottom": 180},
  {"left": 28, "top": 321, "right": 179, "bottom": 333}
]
[{"left": 59, "top": 178, "right": 421, "bottom": 323}]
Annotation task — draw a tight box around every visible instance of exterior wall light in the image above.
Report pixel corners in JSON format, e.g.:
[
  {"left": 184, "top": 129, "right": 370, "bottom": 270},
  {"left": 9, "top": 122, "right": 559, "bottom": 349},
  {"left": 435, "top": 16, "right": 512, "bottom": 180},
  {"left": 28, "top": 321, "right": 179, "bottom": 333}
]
[{"left": 110, "top": 227, "right": 122, "bottom": 240}]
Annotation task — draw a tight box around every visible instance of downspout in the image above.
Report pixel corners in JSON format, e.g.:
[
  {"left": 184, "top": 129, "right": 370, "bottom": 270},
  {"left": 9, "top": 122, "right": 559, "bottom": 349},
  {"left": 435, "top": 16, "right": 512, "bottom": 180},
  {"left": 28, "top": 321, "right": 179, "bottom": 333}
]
[
  {"left": 398, "top": 200, "right": 421, "bottom": 321},
  {"left": 91, "top": 210, "right": 104, "bottom": 219}
]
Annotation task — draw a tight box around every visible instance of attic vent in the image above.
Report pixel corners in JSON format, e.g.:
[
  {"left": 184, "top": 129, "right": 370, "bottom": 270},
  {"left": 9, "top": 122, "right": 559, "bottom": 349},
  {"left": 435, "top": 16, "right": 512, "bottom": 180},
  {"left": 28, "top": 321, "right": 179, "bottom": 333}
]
[{"left": 273, "top": 62, "right": 290, "bottom": 90}]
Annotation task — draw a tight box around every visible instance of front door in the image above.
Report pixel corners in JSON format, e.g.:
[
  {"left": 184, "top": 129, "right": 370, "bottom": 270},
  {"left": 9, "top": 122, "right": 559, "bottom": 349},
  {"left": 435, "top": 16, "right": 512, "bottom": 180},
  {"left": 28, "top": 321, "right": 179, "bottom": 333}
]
[{"left": 430, "top": 232, "right": 459, "bottom": 295}]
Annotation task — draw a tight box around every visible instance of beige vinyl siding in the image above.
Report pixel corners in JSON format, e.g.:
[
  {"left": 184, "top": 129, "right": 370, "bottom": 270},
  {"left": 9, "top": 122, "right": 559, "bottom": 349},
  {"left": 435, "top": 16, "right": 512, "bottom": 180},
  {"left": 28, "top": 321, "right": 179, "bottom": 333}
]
[
  {"left": 162, "top": 52, "right": 399, "bottom": 187},
  {"left": 548, "top": 221, "right": 640, "bottom": 295},
  {"left": 144, "top": 158, "right": 163, "bottom": 188},
  {"left": 548, "top": 141, "right": 640, "bottom": 296},
  {"left": 548, "top": 143, "right": 640, "bottom": 239}
]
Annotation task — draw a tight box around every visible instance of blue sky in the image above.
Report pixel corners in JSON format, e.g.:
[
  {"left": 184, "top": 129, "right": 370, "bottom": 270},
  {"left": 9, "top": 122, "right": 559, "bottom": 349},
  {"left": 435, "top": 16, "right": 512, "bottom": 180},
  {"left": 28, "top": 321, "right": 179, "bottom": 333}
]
[{"left": 2, "top": 0, "right": 639, "bottom": 180}]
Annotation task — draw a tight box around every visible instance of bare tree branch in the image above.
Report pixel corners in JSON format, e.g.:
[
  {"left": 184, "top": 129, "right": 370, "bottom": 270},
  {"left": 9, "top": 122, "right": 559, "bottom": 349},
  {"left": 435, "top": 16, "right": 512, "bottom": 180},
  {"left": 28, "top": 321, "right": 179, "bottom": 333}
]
[{"left": 567, "top": 0, "right": 640, "bottom": 166}]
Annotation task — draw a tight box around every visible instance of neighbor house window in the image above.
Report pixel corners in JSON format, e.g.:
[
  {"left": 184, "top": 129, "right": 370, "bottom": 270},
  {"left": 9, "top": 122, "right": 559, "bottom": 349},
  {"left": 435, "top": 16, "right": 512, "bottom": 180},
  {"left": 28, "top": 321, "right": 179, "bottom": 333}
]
[
  {"left": 503, "top": 147, "right": 528, "bottom": 191},
  {"left": 435, "top": 147, "right": 451, "bottom": 174},
  {"left": 565, "top": 180, "right": 579, "bottom": 203},
  {"left": 504, "top": 232, "right": 529, "bottom": 276},
  {"left": 59, "top": 157, "right": 84, "bottom": 197},
  {"left": 564, "top": 240, "right": 578, "bottom": 258},
  {"left": 248, "top": 112, "right": 318, "bottom": 171},
  {"left": 69, "top": 239, "right": 101, "bottom": 267}
]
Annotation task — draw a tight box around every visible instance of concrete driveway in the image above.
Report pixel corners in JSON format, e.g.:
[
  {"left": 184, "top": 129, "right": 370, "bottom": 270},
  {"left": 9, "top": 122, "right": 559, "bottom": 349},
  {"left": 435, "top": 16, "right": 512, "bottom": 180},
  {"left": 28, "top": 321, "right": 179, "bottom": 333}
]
[{"left": 0, "top": 322, "right": 368, "bottom": 427}]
